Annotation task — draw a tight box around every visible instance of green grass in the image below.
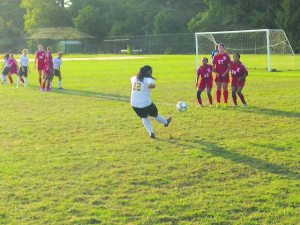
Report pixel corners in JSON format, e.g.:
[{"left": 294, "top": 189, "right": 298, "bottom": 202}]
[{"left": 0, "top": 55, "right": 299, "bottom": 224}]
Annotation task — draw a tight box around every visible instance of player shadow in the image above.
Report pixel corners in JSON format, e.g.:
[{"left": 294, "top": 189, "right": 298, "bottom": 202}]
[
  {"left": 29, "top": 85, "right": 130, "bottom": 102},
  {"left": 239, "top": 105, "right": 300, "bottom": 119},
  {"left": 251, "top": 142, "right": 290, "bottom": 152},
  {"left": 52, "top": 88, "right": 130, "bottom": 102},
  {"left": 164, "top": 138, "right": 300, "bottom": 180}
]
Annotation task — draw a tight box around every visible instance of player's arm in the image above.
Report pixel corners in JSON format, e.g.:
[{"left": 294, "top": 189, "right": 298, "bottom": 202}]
[
  {"left": 238, "top": 66, "right": 248, "bottom": 80},
  {"left": 221, "top": 60, "right": 231, "bottom": 77},
  {"left": 148, "top": 83, "right": 156, "bottom": 89}
]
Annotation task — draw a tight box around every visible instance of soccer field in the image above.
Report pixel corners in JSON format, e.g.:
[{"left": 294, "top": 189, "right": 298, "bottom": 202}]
[{"left": 0, "top": 55, "right": 299, "bottom": 224}]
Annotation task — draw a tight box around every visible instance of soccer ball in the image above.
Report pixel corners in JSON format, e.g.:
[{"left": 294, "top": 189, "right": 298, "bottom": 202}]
[{"left": 176, "top": 101, "right": 188, "bottom": 112}]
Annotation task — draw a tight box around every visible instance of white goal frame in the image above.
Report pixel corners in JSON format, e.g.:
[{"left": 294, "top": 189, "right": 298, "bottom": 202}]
[{"left": 195, "top": 29, "right": 295, "bottom": 72}]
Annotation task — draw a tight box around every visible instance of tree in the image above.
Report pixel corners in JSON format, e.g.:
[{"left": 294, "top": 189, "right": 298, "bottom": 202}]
[
  {"left": 21, "top": 0, "right": 72, "bottom": 33},
  {"left": 276, "top": 0, "right": 300, "bottom": 52},
  {"left": 73, "top": 1, "right": 111, "bottom": 39}
]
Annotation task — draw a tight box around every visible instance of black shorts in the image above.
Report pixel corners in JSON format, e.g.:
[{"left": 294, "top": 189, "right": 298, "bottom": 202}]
[
  {"left": 132, "top": 103, "right": 158, "bottom": 118},
  {"left": 54, "top": 69, "right": 61, "bottom": 77},
  {"left": 2, "top": 67, "right": 10, "bottom": 76},
  {"left": 19, "top": 66, "right": 28, "bottom": 77}
]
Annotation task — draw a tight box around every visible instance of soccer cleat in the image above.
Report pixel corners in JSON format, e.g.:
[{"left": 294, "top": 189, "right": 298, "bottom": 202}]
[
  {"left": 216, "top": 103, "right": 221, "bottom": 108},
  {"left": 199, "top": 104, "right": 204, "bottom": 107},
  {"left": 234, "top": 104, "right": 239, "bottom": 108},
  {"left": 209, "top": 104, "right": 213, "bottom": 107},
  {"left": 242, "top": 103, "right": 247, "bottom": 108},
  {"left": 150, "top": 133, "right": 156, "bottom": 139},
  {"left": 223, "top": 103, "right": 228, "bottom": 108},
  {"left": 58, "top": 87, "right": 63, "bottom": 90},
  {"left": 164, "top": 117, "right": 172, "bottom": 127},
  {"left": 2, "top": 80, "right": 6, "bottom": 85}
]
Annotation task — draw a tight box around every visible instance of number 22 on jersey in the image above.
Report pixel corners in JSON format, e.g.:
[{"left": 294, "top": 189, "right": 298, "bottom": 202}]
[{"left": 132, "top": 83, "right": 141, "bottom": 91}]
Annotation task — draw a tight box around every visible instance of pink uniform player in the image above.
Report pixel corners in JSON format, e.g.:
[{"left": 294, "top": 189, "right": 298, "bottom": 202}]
[
  {"left": 35, "top": 45, "right": 46, "bottom": 86},
  {"left": 212, "top": 43, "right": 231, "bottom": 106},
  {"left": 231, "top": 53, "right": 248, "bottom": 107},
  {"left": 42, "top": 47, "right": 53, "bottom": 91},
  {"left": 196, "top": 57, "right": 213, "bottom": 107}
]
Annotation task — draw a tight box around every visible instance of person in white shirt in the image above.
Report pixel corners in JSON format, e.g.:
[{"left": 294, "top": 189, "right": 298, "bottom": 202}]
[
  {"left": 52, "top": 52, "right": 63, "bottom": 89},
  {"left": 130, "top": 65, "right": 172, "bottom": 139},
  {"left": 1, "top": 53, "right": 10, "bottom": 84},
  {"left": 17, "top": 49, "right": 29, "bottom": 87}
]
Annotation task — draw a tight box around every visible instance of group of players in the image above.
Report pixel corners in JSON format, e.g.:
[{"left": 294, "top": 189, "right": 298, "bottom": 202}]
[
  {"left": 196, "top": 43, "right": 248, "bottom": 108},
  {"left": 1, "top": 45, "right": 63, "bottom": 91},
  {"left": 130, "top": 43, "right": 249, "bottom": 138}
]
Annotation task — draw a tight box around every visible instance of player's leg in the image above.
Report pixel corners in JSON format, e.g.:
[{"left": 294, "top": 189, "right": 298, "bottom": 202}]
[
  {"left": 237, "top": 86, "right": 247, "bottom": 107},
  {"left": 8, "top": 73, "right": 13, "bottom": 84},
  {"left": 16, "top": 74, "right": 22, "bottom": 88},
  {"left": 197, "top": 86, "right": 205, "bottom": 106},
  {"left": 216, "top": 81, "right": 222, "bottom": 106},
  {"left": 142, "top": 117, "right": 155, "bottom": 138},
  {"left": 232, "top": 86, "right": 238, "bottom": 107},
  {"left": 38, "top": 70, "right": 42, "bottom": 86},
  {"left": 222, "top": 82, "right": 229, "bottom": 104},
  {"left": 148, "top": 103, "right": 172, "bottom": 127},
  {"left": 42, "top": 72, "right": 48, "bottom": 91},
  {"left": 206, "top": 87, "right": 213, "bottom": 107},
  {"left": 24, "top": 68, "right": 28, "bottom": 87},
  {"left": 58, "top": 71, "right": 63, "bottom": 89}
]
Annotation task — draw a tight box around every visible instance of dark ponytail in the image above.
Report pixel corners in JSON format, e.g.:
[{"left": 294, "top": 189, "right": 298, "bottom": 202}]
[{"left": 136, "top": 65, "right": 154, "bottom": 82}]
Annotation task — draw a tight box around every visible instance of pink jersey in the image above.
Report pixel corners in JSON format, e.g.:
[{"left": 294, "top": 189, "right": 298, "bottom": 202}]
[
  {"left": 197, "top": 64, "right": 213, "bottom": 83},
  {"left": 9, "top": 58, "right": 18, "bottom": 74},
  {"left": 231, "top": 61, "right": 248, "bottom": 81},
  {"left": 36, "top": 50, "right": 46, "bottom": 68},
  {"left": 213, "top": 53, "right": 231, "bottom": 75},
  {"left": 44, "top": 52, "right": 53, "bottom": 73}
]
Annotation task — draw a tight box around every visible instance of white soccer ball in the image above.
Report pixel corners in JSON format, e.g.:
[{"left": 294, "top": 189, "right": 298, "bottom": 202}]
[{"left": 176, "top": 101, "right": 188, "bottom": 112}]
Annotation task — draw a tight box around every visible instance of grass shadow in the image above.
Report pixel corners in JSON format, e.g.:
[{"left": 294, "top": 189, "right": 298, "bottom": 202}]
[
  {"left": 165, "top": 138, "right": 299, "bottom": 180},
  {"left": 29, "top": 85, "right": 130, "bottom": 102},
  {"left": 240, "top": 105, "right": 300, "bottom": 119}
]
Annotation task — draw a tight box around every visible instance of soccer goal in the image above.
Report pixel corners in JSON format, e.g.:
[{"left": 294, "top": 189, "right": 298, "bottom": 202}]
[{"left": 195, "top": 29, "right": 298, "bottom": 71}]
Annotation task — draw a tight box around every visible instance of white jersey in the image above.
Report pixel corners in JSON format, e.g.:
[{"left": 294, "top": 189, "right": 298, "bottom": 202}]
[
  {"left": 130, "top": 76, "right": 155, "bottom": 108},
  {"left": 20, "top": 55, "right": 29, "bottom": 67},
  {"left": 53, "top": 57, "right": 62, "bottom": 70},
  {"left": 3, "top": 59, "right": 10, "bottom": 68}
]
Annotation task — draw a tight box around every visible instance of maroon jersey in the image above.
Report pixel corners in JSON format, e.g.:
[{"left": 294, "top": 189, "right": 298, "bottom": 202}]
[
  {"left": 213, "top": 53, "right": 231, "bottom": 75},
  {"left": 231, "top": 61, "right": 248, "bottom": 81},
  {"left": 9, "top": 58, "right": 18, "bottom": 74},
  {"left": 197, "top": 64, "right": 213, "bottom": 83},
  {"left": 36, "top": 50, "right": 46, "bottom": 69},
  {"left": 44, "top": 52, "right": 53, "bottom": 74}
]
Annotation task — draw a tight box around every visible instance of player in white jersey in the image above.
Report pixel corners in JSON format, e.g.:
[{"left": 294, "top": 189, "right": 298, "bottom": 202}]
[
  {"left": 52, "top": 52, "right": 63, "bottom": 89},
  {"left": 17, "top": 49, "right": 29, "bottom": 87},
  {"left": 130, "top": 65, "right": 172, "bottom": 139},
  {"left": 1, "top": 53, "right": 10, "bottom": 84}
]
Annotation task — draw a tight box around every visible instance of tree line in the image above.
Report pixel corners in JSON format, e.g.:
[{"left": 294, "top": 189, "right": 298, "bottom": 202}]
[{"left": 0, "top": 0, "right": 299, "bottom": 52}]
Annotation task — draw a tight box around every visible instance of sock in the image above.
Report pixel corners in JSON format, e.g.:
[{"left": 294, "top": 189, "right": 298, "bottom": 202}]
[
  {"left": 155, "top": 115, "right": 167, "bottom": 125},
  {"left": 142, "top": 118, "right": 154, "bottom": 135},
  {"left": 16, "top": 77, "right": 20, "bottom": 87},
  {"left": 208, "top": 95, "right": 213, "bottom": 105},
  {"left": 238, "top": 93, "right": 246, "bottom": 104},
  {"left": 197, "top": 91, "right": 202, "bottom": 105},
  {"left": 232, "top": 94, "right": 237, "bottom": 105},
  {"left": 46, "top": 81, "right": 50, "bottom": 90},
  {"left": 2, "top": 75, "right": 6, "bottom": 83},
  {"left": 223, "top": 90, "right": 228, "bottom": 103},
  {"left": 24, "top": 77, "right": 28, "bottom": 86},
  {"left": 8, "top": 75, "right": 13, "bottom": 84},
  {"left": 59, "top": 80, "right": 62, "bottom": 88},
  {"left": 50, "top": 81, "right": 52, "bottom": 89},
  {"left": 216, "top": 90, "right": 221, "bottom": 103}
]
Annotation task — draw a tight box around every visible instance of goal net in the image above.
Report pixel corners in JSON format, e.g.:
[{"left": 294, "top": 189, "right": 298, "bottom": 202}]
[{"left": 195, "top": 29, "right": 299, "bottom": 71}]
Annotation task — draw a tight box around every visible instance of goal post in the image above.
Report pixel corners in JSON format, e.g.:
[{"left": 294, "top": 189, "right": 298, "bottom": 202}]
[{"left": 195, "top": 29, "right": 298, "bottom": 71}]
